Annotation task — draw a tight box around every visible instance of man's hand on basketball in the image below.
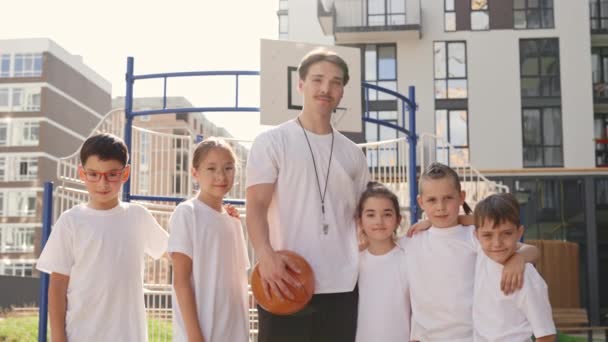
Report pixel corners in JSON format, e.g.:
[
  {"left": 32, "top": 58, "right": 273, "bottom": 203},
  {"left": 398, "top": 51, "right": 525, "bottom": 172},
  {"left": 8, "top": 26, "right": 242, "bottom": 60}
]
[{"left": 258, "top": 250, "right": 302, "bottom": 300}]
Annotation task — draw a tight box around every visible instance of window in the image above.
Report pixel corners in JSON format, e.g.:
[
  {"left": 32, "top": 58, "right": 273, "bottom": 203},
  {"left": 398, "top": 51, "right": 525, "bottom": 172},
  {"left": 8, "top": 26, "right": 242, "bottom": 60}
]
[
  {"left": 0, "top": 123, "right": 5, "bottom": 145},
  {"left": 471, "top": 0, "right": 489, "bottom": 30},
  {"left": 592, "top": 47, "right": 608, "bottom": 99},
  {"left": 522, "top": 107, "right": 563, "bottom": 167},
  {"left": 435, "top": 41, "right": 469, "bottom": 166},
  {"left": 0, "top": 225, "right": 36, "bottom": 253},
  {"left": 0, "top": 120, "right": 40, "bottom": 146},
  {"left": 595, "top": 113, "right": 608, "bottom": 166},
  {"left": 520, "top": 38, "right": 560, "bottom": 98},
  {"left": 0, "top": 88, "right": 8, "bottom": 108},
  {"left": 279, "top": 0, "right": 288, "bottom": 10},
  {"left": 367, "top": 0, "right": 406, "bottom": 26},
  {"left": 0, "top": 157, "right": 5, "bottom": 181},
  {"left": 0, "top": 54, "right": 10, "bottom": 77},
  {"left": 590, "top": 0, "right": 608, "bottom": 31},
  {"left": 445, "top": 0, "right": 456, "bottom": 31},
  {"left": 514, "top": 0, "right": 554, "bottom": 29},
  {"left": 435, "top": 110, "right": 469, "bottom": 166},
  {"left": 13, "top": 53, "right": 42, "bottom": 77},
  {"left": 3, "top": 190, "right": 37, "bottom": 216},
  {"left": 1, "top": 261, "right": 35, "bottom": 277},
  {"left": 434, "top": 41, "right": 467, "bottom": 99},
  {"left": 21, "top": 121, "right": 39, "bottom": 145},
  {"left": 279, "top": 14, "right": 289, "bottom": 40},
  {"left": 18, "top": 157, "right": 38, "bottom": 180},
  {"left": 364, "top": 44, "right": 397, "bottom": 100},
  {"left": 0, "top": 87, "right": 41, "bottom": 111}
]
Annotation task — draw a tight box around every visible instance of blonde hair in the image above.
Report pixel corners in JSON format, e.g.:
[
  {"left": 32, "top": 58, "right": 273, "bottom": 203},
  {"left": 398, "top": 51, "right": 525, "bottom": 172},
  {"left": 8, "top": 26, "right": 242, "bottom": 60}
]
[
  {"left": 419, "top": 162, "right": 472, "bottom": 214},
  {"left": 191, "top": 137, "right": 237, "bottom": 169}
]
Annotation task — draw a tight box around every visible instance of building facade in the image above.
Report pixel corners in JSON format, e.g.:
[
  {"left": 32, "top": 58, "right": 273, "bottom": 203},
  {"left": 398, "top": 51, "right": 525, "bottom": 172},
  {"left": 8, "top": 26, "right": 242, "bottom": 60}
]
[
  {"left": 0, "top": 38, "right": 111, "bottom": 278},
  {"left": 282, "top": 0, "right": 607, "bottom": 326}
]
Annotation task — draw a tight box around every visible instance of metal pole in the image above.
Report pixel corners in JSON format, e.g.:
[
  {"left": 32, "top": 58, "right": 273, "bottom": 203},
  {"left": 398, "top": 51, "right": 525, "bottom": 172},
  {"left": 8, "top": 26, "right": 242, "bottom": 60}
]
[
  {"left": 407, "top": 86, "right": 418, "bottom": 224},
  {"left": 123, "top": 57, "right": 134, "bottom": 202},
  {"left": 38, "top": 182, "right": 53, "bottom": 342}
]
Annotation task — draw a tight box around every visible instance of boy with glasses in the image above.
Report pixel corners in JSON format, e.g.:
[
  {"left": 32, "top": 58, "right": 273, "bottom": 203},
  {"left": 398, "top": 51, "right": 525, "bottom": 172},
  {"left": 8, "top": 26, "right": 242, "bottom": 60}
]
[{"left": 36, "top": 133, "right": 168, "bottom": 342}]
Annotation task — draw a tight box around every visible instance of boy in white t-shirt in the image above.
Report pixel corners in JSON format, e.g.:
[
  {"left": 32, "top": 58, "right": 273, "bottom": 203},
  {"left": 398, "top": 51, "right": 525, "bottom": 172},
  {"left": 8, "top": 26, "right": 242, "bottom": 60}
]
[
  {"left": 472, "top": 193, "right": 556, "bottom": 342},
  {"left": 36, "top": 133, "right": 169, "bottom": 342},
  {"left": 401, "top": 163, "right": 539, "bottom": 341}
]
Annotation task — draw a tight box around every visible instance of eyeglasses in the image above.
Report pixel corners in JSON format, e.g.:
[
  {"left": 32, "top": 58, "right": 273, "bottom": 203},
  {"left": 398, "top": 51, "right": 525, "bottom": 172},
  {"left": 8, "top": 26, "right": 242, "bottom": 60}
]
[{"left": 82, "top": 168, "right": 126, "bottom": 182}]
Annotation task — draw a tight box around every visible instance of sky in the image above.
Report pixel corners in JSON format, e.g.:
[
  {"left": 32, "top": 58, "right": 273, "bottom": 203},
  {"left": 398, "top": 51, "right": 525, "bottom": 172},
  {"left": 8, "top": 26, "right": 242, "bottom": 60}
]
[{"left": 0, "top": 0, "right": 279, "bottom": 140}]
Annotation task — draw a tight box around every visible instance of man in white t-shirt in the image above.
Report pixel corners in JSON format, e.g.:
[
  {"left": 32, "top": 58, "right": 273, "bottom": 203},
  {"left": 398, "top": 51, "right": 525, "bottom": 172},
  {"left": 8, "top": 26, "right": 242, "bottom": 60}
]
[
  {"left": 472, "top": 193, "right": 556, "bottom": 342},
  {"left": 36, "top": 133, "right": 168, "bottom": 342},
  {"left": 246, "top": 48, "right": 369, "bottom": 341}
]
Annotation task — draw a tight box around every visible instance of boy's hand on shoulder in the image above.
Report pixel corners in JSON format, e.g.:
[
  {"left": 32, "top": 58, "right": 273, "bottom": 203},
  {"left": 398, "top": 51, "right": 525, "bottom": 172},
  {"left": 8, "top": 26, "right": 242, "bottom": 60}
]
[
  {"left": 406, "top": 219, "right": 431, "bottom": 237},
  {"left": 501, "top": 253, "right": 525, "bottom": 295},
  {"left": 224, "top": 204, "right": 240, "bottom": 219}
]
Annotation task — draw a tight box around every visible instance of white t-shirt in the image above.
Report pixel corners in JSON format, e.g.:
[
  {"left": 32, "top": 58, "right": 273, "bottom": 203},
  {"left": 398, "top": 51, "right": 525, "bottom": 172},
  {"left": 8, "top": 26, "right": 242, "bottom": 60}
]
[
  {"left": 399, "top": 224, "right": 478, "bottom": 341},
  {"left": 246, "top": 119, "right": 369, "bottom": 294},
  {"left": 36, "top": 202, "right": 168, "bottom": 342},
  {"left": 356, "top": 245, "right": 411, "bottom": 342},
  {"left": 473, "top": 251, "right": 556, "bottom": 342},
  {"left": 168, "top": 198, "right": 250, "bottom": 342}
]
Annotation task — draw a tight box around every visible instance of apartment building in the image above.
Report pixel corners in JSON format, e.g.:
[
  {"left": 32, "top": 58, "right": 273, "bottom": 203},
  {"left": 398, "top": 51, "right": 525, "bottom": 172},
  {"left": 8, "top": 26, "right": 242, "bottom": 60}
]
[
  {"left": 282, "top": 0, "right": 607, "bottom": 326},
  {"left": 0, "top": 38, "right": 111, "bottom": 278}
]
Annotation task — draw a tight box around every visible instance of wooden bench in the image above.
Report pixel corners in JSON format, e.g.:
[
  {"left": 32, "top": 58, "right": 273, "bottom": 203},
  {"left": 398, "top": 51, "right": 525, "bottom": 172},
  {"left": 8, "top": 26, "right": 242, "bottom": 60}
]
[{"left": 553, "top": 308, "right": 608, "bottom": 341}]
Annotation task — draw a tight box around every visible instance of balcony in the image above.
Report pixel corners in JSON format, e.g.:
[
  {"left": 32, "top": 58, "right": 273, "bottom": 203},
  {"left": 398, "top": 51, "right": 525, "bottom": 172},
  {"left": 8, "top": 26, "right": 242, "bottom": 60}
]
[
  {"left": 318, "top": 0, "right": 421, "bottom": 44},
  {"left": 593, "top": 82, "right": 608, "bottom": 103}
]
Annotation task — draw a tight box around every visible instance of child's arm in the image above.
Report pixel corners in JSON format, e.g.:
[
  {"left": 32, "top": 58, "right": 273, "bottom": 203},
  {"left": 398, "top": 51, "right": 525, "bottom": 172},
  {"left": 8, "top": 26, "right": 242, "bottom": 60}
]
[
  {"left": 49, "top": 273, "right": 69, "bottom": 342},
  {"left": 406, "top": 215, "right": 473, "bottom": 237},
  {"left": 172, "top": 252, "right": 205, "bottom": 342},
  {"left": 501, "top": 243, "right": 539, "bottom": 294},
  {"left": 535, "top": 335, "right": 556, "bottom": 342}
]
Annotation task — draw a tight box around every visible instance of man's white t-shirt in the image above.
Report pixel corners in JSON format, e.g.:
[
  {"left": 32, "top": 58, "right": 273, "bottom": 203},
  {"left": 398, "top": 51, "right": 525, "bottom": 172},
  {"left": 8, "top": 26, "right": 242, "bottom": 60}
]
[
  {"left": 168, "top": 199, "right": 250, "bottom": 342},
  {"left": 356, "top": 245, "right": 411, "bottom": 342},
  {"left": 473, "top": 251, "right": 556, "bottom": 342},
  {"left": 399, "top": 225, "right": 478, "bottom": 341},
  {"left": 36, "top": 202, "right": 168, "bottom": 342},
  {"left": 246, "top": 119, "right": 369, "bottom": 294}
]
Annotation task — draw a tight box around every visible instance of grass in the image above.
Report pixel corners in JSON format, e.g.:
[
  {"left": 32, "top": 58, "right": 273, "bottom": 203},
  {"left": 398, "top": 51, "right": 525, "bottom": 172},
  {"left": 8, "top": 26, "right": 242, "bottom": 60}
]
[
  {"left": 0, "top": 315, "right": 595, "bottom": 342},
  {"left": 0, "top": 314, "right": 172, "bottom": 342},
  {"left": 0, "top": 315, "right": 40, "bottom": 342}
]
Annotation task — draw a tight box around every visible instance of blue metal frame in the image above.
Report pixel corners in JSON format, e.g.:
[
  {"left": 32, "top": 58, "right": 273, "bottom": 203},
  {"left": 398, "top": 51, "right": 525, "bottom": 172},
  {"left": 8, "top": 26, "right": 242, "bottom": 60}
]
[
  {"left": 362, "top": 82, "right": 418, "bottom": 223},
  {"left": 38, "top": 182, "right": 53, "bottom": 342},
  {"left": 122, "top": 57, "right": 260, "bottom": 203}
]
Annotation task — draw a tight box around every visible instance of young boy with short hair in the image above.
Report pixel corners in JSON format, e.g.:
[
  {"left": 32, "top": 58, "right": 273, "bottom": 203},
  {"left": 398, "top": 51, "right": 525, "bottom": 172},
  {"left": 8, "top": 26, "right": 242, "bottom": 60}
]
[
  {"left": 36, "top": 133, "right": 169, "bottom": 342},
  {"left": 473, "top": 193, "right": 556, "bottom": 342}
]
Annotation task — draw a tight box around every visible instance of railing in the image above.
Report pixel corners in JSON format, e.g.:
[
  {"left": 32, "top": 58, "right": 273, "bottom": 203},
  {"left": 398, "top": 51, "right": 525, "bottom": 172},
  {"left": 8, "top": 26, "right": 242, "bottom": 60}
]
[
  {"left": 358, "top": 137, "right": 411, "bottom": 223},
  {"left": 332, "top": 0, "right": 420, "bottom": 28},
  {"left": 419, "top": 133, "right": 509, "bottom": 208}
]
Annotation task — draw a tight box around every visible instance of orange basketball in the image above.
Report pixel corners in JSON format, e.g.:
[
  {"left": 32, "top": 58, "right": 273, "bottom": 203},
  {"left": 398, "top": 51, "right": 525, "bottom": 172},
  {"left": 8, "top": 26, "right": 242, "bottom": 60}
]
[{"left": 250, "top": 250, "right": 315, "bottom": 315}]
